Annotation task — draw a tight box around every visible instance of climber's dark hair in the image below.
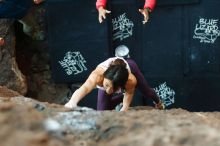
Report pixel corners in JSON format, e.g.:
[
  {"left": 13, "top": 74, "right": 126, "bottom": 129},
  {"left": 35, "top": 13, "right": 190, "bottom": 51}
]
[{"left": 103, "top": 58, "right": 129, "bottom": 90}]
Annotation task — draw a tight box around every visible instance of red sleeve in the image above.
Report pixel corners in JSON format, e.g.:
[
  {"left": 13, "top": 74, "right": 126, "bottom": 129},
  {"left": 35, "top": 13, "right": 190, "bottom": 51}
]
[
  {"left": 144, "top": 0, "right": 156, "bottom": 10},
  {"left": 96, "top": 0, "right": 107, "bottom": 10}
]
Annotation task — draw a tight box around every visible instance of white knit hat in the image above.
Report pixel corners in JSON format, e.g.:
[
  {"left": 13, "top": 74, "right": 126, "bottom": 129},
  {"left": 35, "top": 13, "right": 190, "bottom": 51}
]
[{"left": 115, "top": 45, "right": 130, "bottom": 58}]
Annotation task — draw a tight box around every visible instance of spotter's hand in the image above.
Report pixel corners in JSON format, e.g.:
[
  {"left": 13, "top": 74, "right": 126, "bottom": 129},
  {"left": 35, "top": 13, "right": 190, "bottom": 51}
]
[
  {"left": 139, "top": 8, "right": 150, "bottom": 24},
  {"left": 98, "top": 7, "right": 111, "bottom": 23}
]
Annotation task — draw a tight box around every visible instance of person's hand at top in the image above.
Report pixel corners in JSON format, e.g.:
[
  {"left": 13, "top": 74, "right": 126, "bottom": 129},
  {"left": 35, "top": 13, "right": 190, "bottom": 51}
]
[
  {"left": 139, "top": 8, "right": 151, "bottom": 24},
  {"left": 33, "top": 0, "right": 45, "bottom": 5},
  {"left": 98, "top": 6, "right": 111, "bottom": 23},
  {"left": 96, "top": 0, "right": 155, "bottom": 24},
  {"left": 0, "top": 38, "right": 5, "bottom": 46}
]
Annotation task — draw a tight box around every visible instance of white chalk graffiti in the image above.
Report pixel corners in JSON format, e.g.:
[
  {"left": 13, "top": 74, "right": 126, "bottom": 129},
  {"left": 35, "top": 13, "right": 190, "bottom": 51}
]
[
  {"left": 59, "top": 51, "right": 87, "bottom": 75},
  {"left": 112, "top": 13, "right": 134, "bottom": 41},
  {"left": 193, "top": 18, "right": 220, "bottom": 44},
  {"left": 154, "top": 82, "right": 175, "bottom": 107}
]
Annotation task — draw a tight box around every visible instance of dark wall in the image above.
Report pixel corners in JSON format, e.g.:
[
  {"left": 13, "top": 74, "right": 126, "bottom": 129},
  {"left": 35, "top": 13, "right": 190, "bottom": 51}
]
[
  {"left": 47, "top": 0, "right": 110, "bottom": 83},
  {"left": 47, "top": 0, "right": 220, "bottom": 111},
  {"left": 0, "top": 0, "right": 32, "bottom": 19},
  {"left": 157, "top": 0, "right": 200, "bottom": 6},
  {"left": 141, "top": 0, "right": 220, "bottom": 111}
]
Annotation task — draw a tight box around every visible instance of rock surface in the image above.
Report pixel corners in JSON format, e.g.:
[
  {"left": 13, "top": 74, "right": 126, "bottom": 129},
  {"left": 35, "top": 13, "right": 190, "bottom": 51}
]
[
  {"left": 0, "top": 4, "right": 69, "bottom": 102},
  {"left": 0, "top": 86, "right": 220, "bottom": 146},
  {"left": 0, "top": 19, "right": 27, "bottom": 95}
]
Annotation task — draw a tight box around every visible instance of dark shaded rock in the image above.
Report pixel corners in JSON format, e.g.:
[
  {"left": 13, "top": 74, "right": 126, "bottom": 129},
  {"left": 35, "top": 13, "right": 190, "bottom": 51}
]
[
  {"left": 13, "top": 4, "right": 69, "bottom": 103},
  {"left": 0, "top": 19, "right": 27, "bottom": 95},
  {"left": 0, "top": 86, "right": 20, "bottom": 97},
  {"left": 0, "top": 5, "right": 69, "bottom": 103}
]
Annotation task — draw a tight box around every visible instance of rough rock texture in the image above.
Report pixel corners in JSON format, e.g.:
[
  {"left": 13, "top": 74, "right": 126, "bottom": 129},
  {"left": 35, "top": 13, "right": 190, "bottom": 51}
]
[
  {"left": 0, "top": 86, "right": 20, "bottom": 97},
  {"left": 1, "top": 86, "right": 220, "bottom": 146},
  {"left": 0, "top": 4, "right": 69, "bottom": 102},
  {"left": 0, "top": 19, "right": 27, "bottom": 95},
  {"left": 15, "top": 4, "right": 69, "bottom": 103},
  {"left": 15, "top": 31, "right": 69, "bottom": 103}
]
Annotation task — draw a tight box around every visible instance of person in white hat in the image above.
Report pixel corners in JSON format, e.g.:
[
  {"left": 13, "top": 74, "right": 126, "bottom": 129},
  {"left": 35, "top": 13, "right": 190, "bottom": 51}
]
[
  {"left": 115, "top": 45, "right": 130, "bottom": 58},
  {"left": 65, "top": 45, "right": 164, "bottom": 111}
]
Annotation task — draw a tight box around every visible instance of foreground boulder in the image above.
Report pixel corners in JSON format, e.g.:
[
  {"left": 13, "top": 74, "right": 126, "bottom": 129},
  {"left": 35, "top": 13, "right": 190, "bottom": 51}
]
[{"left": 0, "top": 86, "right": 220, "bottom": 146}]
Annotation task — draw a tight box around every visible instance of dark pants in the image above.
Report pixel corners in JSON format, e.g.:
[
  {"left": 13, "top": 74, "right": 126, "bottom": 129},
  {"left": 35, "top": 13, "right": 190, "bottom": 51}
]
[
  {"left": 97, "top": 58, "right": 159, "bottom": 110},
  {"left": 0, "top": 0, "right": 32, "bottom": 19}
]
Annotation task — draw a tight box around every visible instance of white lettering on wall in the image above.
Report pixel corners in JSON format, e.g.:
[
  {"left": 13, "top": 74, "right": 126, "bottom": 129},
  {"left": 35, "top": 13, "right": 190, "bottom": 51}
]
[
  {"left": 59, "top": 51, "right": 87, "bottom": 75},
  {"left": 154, "top": 82, "right": 175, "bottom": 107},
  {"left": 112, "top": 13, "right": 134, "bottom": 41},
  {"left": 193, "top": 18, "right": 220, "bottom": 44}
]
